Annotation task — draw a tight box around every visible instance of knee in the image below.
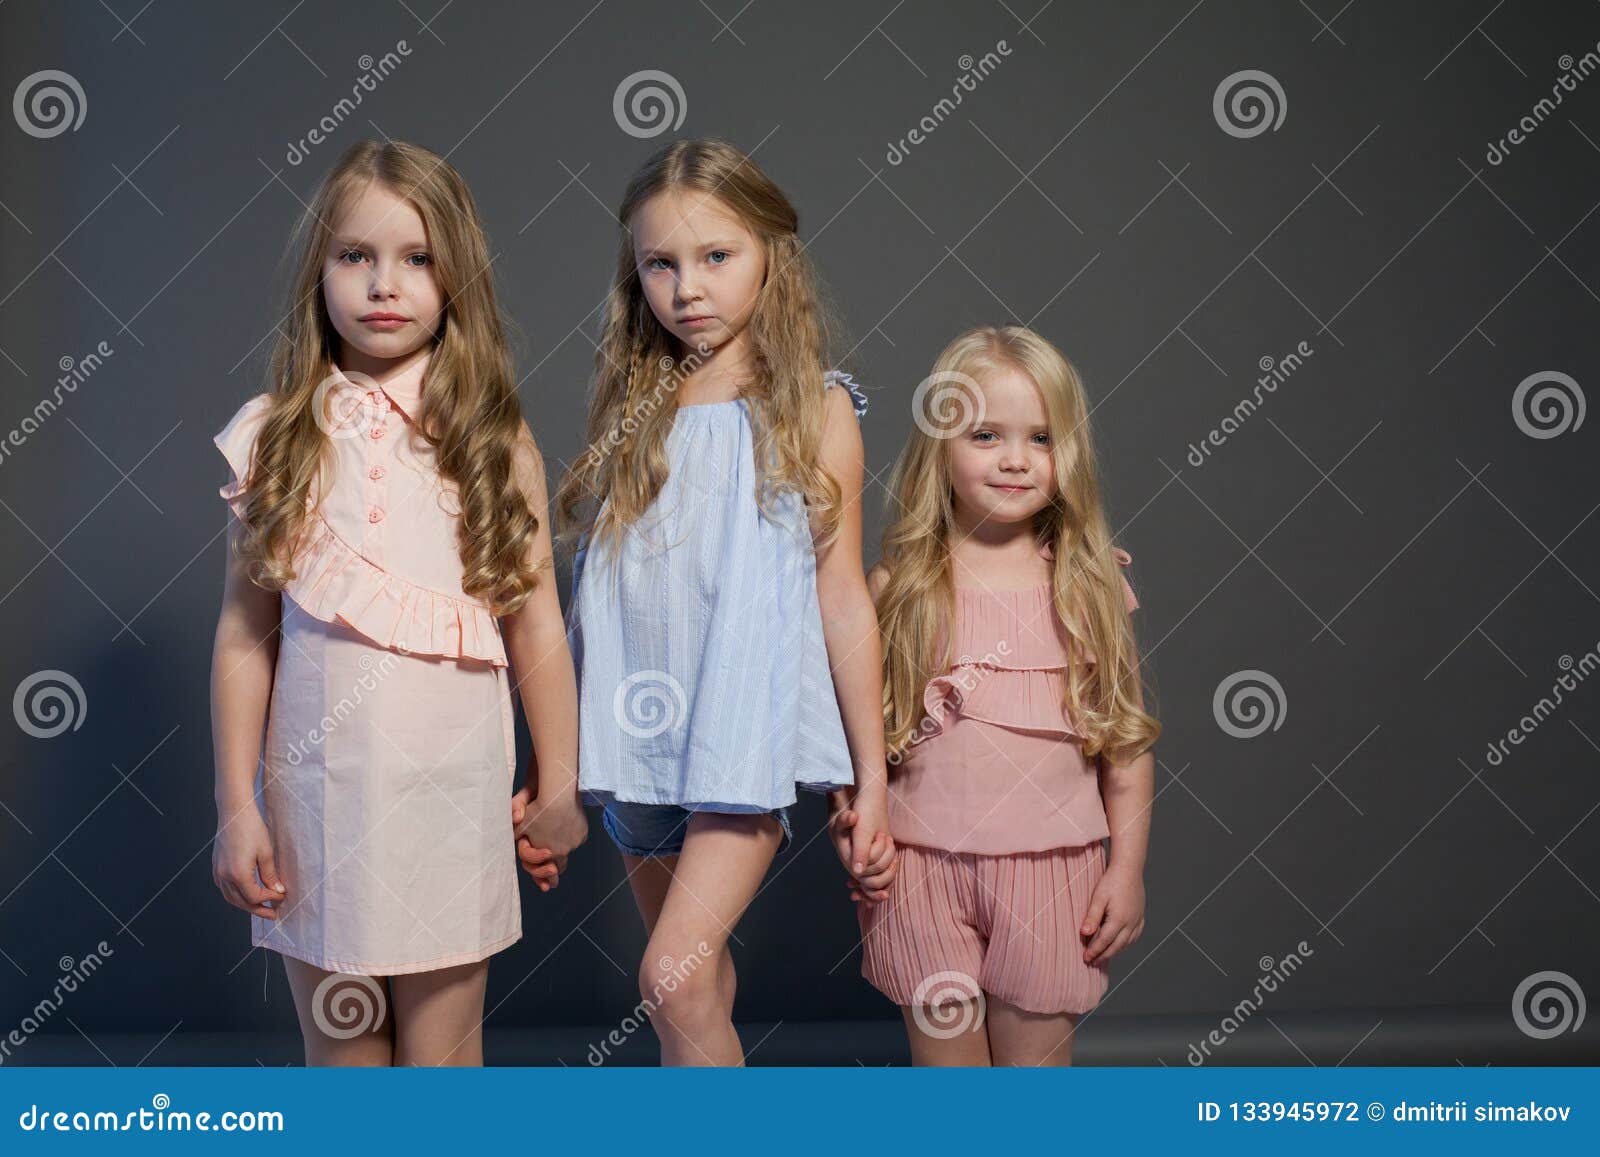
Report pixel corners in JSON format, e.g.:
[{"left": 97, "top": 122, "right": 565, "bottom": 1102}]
[{"left": 639, "top": 945, "right": 724, "bottom": 1029}]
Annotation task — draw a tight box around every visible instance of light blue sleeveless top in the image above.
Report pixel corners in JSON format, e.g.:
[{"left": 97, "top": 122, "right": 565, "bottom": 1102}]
[{"left": 567, "top": 371, "right": 869, "bottom": 813}]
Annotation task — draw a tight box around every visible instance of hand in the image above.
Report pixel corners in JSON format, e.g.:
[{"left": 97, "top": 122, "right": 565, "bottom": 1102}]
[
  {"left": 212, "top": 804, "right": 287, "bottom": 920},
  {"left": 1081, "top": 861, "right": 1145, "bottom": 964},
  {"left": 830, "top": 795, "right": 897, "bottom": 903},
  {"left": 511, "top": 786, "right": 588, "bottom": 892}
]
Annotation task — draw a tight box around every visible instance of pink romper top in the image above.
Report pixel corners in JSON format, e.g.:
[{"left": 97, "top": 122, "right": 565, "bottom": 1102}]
[
  {"left": 213, "top": 350, "right": 521, "bottom": 975},
  {"left": 885, "top": 548, "right": 1140, "bottom": 856}
]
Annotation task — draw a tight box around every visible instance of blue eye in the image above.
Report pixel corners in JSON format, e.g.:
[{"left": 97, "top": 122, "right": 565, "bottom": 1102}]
[
  {"left": 708, "top": 250, "right": 729, "bottom": 265},
  {"left": 339, "top": 249, "right": 365, "bottom": 264},
  {"left": 646, "top": 257, "right": 671, "bottom": 271},
  {"left": 406, "top": 253, "right": 431, "bottom": 267},
  {"left": 1033, "top": 433, "right": 1050, "bottom": 445},
  {"left": 973, "top": 431, "right": 996, "bottom": 442}
]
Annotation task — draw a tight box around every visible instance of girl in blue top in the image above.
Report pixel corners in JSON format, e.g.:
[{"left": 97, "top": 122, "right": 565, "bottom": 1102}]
[{"left": 526, "top": 138, "right": 897, "bottom": 1064}]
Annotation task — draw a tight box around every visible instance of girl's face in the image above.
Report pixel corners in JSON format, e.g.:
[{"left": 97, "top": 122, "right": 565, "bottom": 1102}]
[
  {"left": 947, "top": 365, "right": 1059, "bottom": 529},
  {"left": 631, "top": 189, "right": 766, "bottom": 356},
  {"left": 321, "top": 181, "right": 444, "bottom": 369}
]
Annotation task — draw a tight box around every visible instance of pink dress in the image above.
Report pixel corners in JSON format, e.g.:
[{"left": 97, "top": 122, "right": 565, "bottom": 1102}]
[{"left": 213, "top": 351, "right": 520, "bottom": 975}]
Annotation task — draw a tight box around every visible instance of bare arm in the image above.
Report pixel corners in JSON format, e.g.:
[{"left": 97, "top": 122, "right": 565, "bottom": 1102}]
[
  {"left": 209, "top": 517, "right": 286, "bottom": 918},
  {"left": 1099, "top": 666, "right": 1154, "bottom": 876},
  {"left": 501, "top": 427, "right": 586, "bottom": 856},
  {"left": 811, "top": 384, "right": 888, "bottom": 814}
]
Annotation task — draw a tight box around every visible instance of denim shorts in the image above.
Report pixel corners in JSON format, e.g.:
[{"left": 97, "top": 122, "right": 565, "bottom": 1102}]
[{"left": 601, "top": 799, "right": 793, "bottom": 859}]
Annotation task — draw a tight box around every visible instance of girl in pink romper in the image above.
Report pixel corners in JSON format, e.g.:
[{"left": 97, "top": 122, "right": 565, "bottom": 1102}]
[{"left": 857, "top": 324, "right": 1161, "bottom": 1066}]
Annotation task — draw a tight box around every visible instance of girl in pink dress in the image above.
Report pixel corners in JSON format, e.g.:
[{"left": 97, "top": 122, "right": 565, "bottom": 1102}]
[
  {"left": 209, "top": 140, "right": 585, "bottom": 1066},
  {"left": 856, "top": 324, "right": 1162, "bottom": 1066}
]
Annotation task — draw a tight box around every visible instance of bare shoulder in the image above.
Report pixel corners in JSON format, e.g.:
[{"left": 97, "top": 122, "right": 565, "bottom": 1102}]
[{"left": 511, "top": 419, "right": 548, "bottom": 506}]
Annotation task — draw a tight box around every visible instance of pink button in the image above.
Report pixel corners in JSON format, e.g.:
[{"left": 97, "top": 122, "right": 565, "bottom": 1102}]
[
  {"left": 368, "top": 466, "right": 386, "bottom": 481},
  {"left": 368, "top": 507, "right": 384, "bottom": 523},
  {"left": 370, "top": 425, "right": 387, "bottom": 440}
]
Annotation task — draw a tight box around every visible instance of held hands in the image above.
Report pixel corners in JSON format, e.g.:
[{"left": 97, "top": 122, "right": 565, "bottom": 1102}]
[
  {"left": 1080, "top": 860, "right": 1146, "bottom": 965},
  {"left": 212, "top": 805, "right": 287, "bottom": 920},
  {"left": 511, "top": 785, "right": 588, "bottom": 892},
  {"left": 830, "top": 791, "right": 898, "bottom": 903}
]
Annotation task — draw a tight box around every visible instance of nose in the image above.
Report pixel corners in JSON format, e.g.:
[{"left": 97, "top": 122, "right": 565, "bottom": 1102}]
[
  {"left": 368, "top": 260, "right": 398, "bottom": 300},
  {"left": 999, "top": 440, "right": 1029, "bottom": 471},
  {"left": 674, "top": 269, "right": 703, "bottom": 305}
]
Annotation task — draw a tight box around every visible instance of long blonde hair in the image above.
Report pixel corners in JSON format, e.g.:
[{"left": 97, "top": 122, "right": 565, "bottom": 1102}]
[
  {"left": 231, "top": 139, "right": 545, "bottom": 615},
  {"left": 877, "top": 325, "right": 1161, "bottom": 766},
  {"left": 553, "top": 138, "right": 846, "bottom": 559}
]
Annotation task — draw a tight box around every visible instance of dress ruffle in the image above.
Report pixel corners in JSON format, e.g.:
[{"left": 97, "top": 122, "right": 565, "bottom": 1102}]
[
  {"left": 823, "top": 369, "right": 869, "bottom": 418},
  {"left": 283, "top": 514, "right": 508, "bottom": 667}
]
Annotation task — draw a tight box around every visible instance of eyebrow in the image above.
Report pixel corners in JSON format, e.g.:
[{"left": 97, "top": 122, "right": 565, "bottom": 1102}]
[{"left": 331, "top": 237, "right": 430, "bottom": 250}]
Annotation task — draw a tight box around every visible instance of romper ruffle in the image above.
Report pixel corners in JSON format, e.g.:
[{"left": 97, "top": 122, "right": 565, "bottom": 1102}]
[{"left": 919, "top": 547, "right": 1139, "bottom": 742}]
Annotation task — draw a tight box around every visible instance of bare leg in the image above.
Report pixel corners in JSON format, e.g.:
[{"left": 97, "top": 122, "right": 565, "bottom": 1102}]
[
  {"left": 636, "top": 812, "right": 781, "bottom": 1066},
  {"left": 621, "top": 851, "right": 736, "bottom": 1017},
  {"left": 389, "top": 959, "right": 492, "bottom": 1066},
  {"left": 282, "top": 956, "right": 393, "bottom": 1067},
  {"left": 900, "top": 1000, "right": 992, "bottom": 1066},
  {"left": 985, "top": 994, "right": 1080, "bottom": 1066}
]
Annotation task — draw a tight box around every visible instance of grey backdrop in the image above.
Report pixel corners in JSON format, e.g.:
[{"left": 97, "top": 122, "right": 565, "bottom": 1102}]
[{"left": 1, "top": 1, "right": 1596, "bottom": 1064}]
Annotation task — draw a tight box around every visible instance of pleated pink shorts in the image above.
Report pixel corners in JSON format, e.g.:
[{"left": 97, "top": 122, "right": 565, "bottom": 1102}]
[{"left": 857, "top": 840, "right": 1110, "bottom": 1015}]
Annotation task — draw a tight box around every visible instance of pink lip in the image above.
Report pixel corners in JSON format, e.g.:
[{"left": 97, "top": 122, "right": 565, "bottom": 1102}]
[
  {"left": 990, "top": 484, "right": 1031, "bottom": 493},
  {"left": 360, "top": 315, "right": 409, "bottom": 330},
  {"left": 680, "top": 316, "right": 714, "bottom": 326}
]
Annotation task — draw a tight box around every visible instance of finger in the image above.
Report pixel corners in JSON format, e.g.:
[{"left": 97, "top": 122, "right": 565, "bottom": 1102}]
[
  {"left": 1080, "top": 892, "right": 1108, "bottom": 937},
  {"left": 256, "top": 852, "right": 287, "bottom": 897},
  {"left": 1084, "top": 918, "right": 1122, "bottom": 962},
  {"left": 554, "top": 854, "right": 569, "bottom": 873},
  {"left": 518, "top": 842, "right": 554, "bottom": 865}
]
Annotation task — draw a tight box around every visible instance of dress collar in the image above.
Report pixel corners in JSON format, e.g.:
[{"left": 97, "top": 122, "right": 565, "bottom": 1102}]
[{"left": 331, "top": 348, "right": 432, "bottom": 422}]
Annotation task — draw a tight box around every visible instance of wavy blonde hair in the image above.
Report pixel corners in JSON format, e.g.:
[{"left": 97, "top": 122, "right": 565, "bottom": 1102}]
[
  {"left": 876, "top": 325, "right": 1161, "bottom": 766},
  {"left": 230, "top": 139, "right": 546, "bottom": 615},
  {"left": 553, "top": 138, "right": 846, "bottom": 559}
]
